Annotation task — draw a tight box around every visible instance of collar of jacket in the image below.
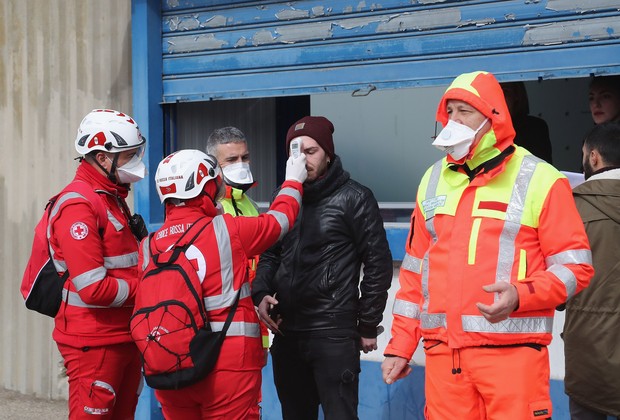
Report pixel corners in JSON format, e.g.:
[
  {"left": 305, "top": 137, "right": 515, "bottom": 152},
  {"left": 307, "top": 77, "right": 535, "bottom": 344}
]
[
  {"left": 449, "top": 145, "right": 515, "bottom": 182},
  {"left": 164, "top": 200, "right": 215, "bottom": 223},
  {"left": 225, "top": 185, "right": 247, "bottom": 201},
  {"left": 303, "top": 155, "right": 350, "bottom": 203},
  {"left": 75, "top": 159, "right": 129, "bottom": 199},
  {"left": 586, "top": 166, "right": 620, "bottom": 182}
]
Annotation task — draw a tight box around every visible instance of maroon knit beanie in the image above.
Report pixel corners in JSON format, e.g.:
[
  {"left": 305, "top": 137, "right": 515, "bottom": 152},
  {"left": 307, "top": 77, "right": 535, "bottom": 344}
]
[{"left": 286, "top": 116, "right": 335, "bottom": 160}]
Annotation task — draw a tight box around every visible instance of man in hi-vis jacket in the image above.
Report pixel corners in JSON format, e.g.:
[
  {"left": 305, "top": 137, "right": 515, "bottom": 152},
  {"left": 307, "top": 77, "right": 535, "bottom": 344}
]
[{"left": 382, "top": 71, "right": 594, "bottom": 419}]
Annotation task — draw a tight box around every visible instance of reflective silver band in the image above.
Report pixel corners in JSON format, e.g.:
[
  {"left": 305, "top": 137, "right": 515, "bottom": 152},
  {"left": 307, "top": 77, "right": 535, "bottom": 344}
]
[
  {"left": 107, "top": 210, "right": 124, "bottom": 231},
  {"left": 111, "top": 279, "right": 129, "bottom": 307},
  {"left": 393, "top": 299, "right": 421, "bottom": 319},
  {"left": 72, "top": 266, "right": 107, "bottom": 291},
  {"left": 402, "top": 253, "right": 422, "bottom": 274},
  {"left": 92, "top": 380, "right": 115, "bottom": 396},
  {"left": 104, "top": 252, "right": 138, "bottom": 269},
  {"left": 545, "top": 249, "right": 592, "bottom": 267},
  {"left": 422, "top": 161, "right": 442, "bottom": 313},
  {"left": 53, "top": 258, "right": 67, "bottom": 272},
  {"left": 204, "top": 283, "right": 251, "bottom": 311},
  {"left": 213, "top": 216, "right": 234, "bottom": 295},
  {"left": 141, "top": 238, "right": 150, "bottom": 271},
  {"left": 495, "top": 156, "right": 537, "bottom": 290},
  {"left": 267, "top": 210, "right": 290, "bottom": 241},
  {"left": 61, "top": 289, "right": 107, "bottom": 308},
  {"left": 461, "top": 315, "right": 553, "bottom": 333},
  {"left": 278, "top": 186, "right": 302, "bottom": 205},
  {"left": 209, "top": 321, "right": 261, "bottom": 338},
  {"left": 421, "top": 312, "right": 447, "bottom": 330},
  {"left": 548, "top": 264, "right": 578, "bottom": 300},
  {"left": 424, "top": 161, "right": 443, "bottom": 220}
]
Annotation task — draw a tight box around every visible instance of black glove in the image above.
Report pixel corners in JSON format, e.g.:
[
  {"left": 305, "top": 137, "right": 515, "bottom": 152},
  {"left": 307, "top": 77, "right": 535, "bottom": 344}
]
[{"left": 129, "top": 213, "right": 148, "bottom": 241}]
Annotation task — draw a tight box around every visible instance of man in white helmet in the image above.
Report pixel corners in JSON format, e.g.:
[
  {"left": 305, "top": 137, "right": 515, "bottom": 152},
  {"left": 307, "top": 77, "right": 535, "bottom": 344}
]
[
  {"left": 139, "top": 148, "right": 306, "bottom": 419},
  {"left": 51, "top": 109, "right": 147, "bottom": 419}
]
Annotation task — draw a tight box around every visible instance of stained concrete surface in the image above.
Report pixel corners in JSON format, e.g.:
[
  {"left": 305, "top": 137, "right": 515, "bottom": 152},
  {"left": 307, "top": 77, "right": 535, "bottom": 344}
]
[{"left": 0, "top": 388, "right": 67, "bottom": 419}]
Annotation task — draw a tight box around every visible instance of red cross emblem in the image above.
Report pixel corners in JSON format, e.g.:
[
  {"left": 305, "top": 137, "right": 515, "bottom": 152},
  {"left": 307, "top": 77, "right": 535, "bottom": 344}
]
[{"left": 70, "top": 222, "right": 89, "bottom": 240}]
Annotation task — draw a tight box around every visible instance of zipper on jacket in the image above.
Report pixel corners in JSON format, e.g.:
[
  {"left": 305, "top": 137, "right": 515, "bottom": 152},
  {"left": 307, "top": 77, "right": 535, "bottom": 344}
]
[{"left": 290, "top": 206, "right": 304, "bottom": 307}]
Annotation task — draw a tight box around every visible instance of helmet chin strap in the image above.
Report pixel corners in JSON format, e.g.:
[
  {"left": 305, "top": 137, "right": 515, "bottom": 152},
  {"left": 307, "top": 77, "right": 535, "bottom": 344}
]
[{"left": 93, "top": 153, "right": 120, "bottom": 184}]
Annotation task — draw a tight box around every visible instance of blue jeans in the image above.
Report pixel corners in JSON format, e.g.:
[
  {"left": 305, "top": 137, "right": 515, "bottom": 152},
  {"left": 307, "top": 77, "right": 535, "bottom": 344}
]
[{"left": 270, "top": 335, "right": 360, "bottom": 420}]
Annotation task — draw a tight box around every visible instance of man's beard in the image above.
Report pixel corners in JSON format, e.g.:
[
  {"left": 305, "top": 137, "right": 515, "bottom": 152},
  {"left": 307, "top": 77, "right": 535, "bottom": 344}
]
[{"left": 583, "top": 158, "right": 594, "bottom": 180}]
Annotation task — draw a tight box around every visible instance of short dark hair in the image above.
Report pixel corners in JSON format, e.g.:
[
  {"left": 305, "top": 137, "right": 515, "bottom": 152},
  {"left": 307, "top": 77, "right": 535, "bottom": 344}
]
[
  {"left": 584, "top": 122, "right": 620, "bottom": 167},
  {"left": 206, "top": 127, "right": 246, "bottom": 155}
]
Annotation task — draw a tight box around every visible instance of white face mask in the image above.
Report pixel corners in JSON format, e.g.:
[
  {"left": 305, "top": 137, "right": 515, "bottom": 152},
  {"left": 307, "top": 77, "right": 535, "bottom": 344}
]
[
  {"left": 433, "top": 118, "right": 489, "bottom": 161},
  {"left": 222, "top": 162, "right": 254, "bottom": 191},
  {"left": 109, "top": 149, "right": 147, "bottom": 184}
]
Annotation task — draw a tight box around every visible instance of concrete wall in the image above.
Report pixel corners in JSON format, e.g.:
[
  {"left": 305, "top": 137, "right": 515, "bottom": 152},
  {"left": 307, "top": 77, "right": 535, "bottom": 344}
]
[{"left": 0, "top": 0, "right": 132, "bottom": 399}]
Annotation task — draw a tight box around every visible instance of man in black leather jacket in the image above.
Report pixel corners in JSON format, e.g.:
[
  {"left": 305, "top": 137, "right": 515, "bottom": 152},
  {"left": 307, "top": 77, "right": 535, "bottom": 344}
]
[{"left": 252, "top": 116, "right": 393, "bottom": 420}]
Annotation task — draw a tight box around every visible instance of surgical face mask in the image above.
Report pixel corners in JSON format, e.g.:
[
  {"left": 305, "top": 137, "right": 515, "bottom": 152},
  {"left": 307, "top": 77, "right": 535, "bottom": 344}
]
[
  {"left": 222, "top": 162, "right": 254, "bottom": 192},
  {"left": 109, "top": 146, "right": 147, "bottom": 184},
  {"left": 433, "top": 118, "right": 489, "bottom": 161}
]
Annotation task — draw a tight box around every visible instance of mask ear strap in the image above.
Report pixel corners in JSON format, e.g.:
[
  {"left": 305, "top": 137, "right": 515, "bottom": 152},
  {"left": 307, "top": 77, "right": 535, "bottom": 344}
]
[
  {"left": 475, "top": 118, "right": 489, "bottom": 133},
  {"left": 93, "top": 152, "right": 119, "bottom": 184}
]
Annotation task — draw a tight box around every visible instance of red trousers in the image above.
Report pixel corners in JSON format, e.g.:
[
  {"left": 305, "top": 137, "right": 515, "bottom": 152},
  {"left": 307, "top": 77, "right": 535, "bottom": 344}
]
[
  {"left": 57, "top": 342, "right": 142, "bottom": 420},
  {"left": 424, "top": 341, "right": 552, "bottom": 419},
  {"left": 156, "top": 369, "right": 261, "bottom": 420}
]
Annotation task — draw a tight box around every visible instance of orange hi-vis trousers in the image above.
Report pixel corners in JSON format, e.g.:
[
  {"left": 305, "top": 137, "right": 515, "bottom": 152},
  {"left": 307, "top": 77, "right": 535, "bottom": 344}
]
[{"left": 423, "top": 341, "right": 553, "bottom": 420}]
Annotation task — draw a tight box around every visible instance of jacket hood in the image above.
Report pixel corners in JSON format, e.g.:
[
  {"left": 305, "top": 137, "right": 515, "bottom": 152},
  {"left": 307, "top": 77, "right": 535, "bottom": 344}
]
[
  {"left": 436, "top": 71, "right": 516, "bottom": 166},
  {"left": 573, "top": 168, "right": 620, "bottom": 225}
]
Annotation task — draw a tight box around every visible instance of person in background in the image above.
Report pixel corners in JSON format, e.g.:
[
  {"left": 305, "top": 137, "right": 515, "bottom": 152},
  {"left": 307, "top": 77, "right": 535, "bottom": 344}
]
[
  {"left": 206, "top": 127, "right": 270, "bottom": 355},
  {"left": 589, "top": 75, "right": 620, "bottom": 125},
  {"left": 145, "top": 149, "right": 306, "bottom": 419},
  {"left": 501, "top": 81, "right": 553, "bottom": 163},
  {"left": 564, "top": 122, "right": 620, "bottom": 420},
  {"left": 52, "top": 109, "right": 148, "bottom": 419},
  {"left": 382, "top": 71, "right": 593, "bottom": 419},
  {"left": 252, "top": 116, "right": 393, "bottom": 420}
]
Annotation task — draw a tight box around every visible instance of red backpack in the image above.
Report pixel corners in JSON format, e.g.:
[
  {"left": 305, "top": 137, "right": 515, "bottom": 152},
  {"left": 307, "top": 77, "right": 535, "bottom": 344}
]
[
  {"left": 130, "top": 217, "right": 240, "bottom": 390},
  {"left": 20, "top": 181, "right": 107, "bottom": 317}
]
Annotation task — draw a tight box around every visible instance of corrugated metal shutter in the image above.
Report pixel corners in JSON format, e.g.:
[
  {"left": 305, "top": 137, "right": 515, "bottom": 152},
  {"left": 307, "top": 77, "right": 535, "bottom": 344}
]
[{"left": 160, "top": 0, "right": 620, "bottom": 102}]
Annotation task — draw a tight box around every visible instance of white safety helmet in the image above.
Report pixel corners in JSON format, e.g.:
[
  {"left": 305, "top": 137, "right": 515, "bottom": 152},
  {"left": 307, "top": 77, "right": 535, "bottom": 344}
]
[
  {"left": 155, "top": 149, "right": 222, "bottom": 203},
  {"left": 75, "top": 109, "right": 145, "bottom": 155}
]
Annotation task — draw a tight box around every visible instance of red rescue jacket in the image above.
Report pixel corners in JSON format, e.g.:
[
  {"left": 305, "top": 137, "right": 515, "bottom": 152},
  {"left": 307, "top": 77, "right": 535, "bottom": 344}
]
[
  {"left": 139, "top": 180, "right": 302, "bottom": 372},
  {"left": 51, "top": 161, "right": 140, "bottom": 348}
]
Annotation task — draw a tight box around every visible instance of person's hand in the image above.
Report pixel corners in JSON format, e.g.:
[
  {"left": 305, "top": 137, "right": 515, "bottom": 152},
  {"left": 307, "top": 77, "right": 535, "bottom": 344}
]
[
  {"left": 285, "top": 153, "right": 307, "bottom": 183},
  {"left": 381, "top": 356, "right": 412, "bottom": 385},
  {"left": 476, "top": 282, "right": 520, "bottom": 323},
  {"left": 257, "top": 295, "right": 283, "bottom": 335},
  {"left": 360, "top": 337, "right": 378, "bottom": 354}
]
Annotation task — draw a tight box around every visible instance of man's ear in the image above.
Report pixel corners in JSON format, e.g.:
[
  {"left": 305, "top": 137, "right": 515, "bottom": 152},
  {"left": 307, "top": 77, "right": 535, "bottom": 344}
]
[
  {"left": 94, "top": 151, "right": 106, "bottom": 164},
  {"left": 589, "top": 149, "right": 601, "bottom": 170}
]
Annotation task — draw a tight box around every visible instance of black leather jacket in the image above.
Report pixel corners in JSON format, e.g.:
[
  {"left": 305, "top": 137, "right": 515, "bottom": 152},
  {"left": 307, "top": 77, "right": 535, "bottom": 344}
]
[{"left": 252, "top": 156, "right": 392, "bottom": 338}]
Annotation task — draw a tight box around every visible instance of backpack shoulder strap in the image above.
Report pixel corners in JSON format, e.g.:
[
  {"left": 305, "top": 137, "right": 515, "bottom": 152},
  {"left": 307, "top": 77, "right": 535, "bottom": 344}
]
[
  {"left": 57, "top": 180, "right": 108, "bottom": 232},
  {"left": 174, "top": 217, "right": 213, "bottom": 249}
]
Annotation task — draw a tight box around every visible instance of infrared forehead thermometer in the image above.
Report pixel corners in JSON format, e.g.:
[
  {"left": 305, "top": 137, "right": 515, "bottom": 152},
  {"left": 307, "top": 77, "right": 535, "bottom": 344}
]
[{"left": 290, "top": 137, "right": 302, "bottom": 158}]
